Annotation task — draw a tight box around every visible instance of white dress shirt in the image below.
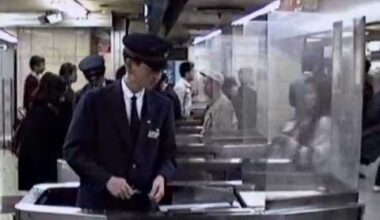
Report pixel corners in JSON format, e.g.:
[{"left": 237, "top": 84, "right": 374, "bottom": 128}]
[
  {"left": 174, "top": 78, "right": 192, "bottom": 117},
  {"left": 121, "top": 77, "right": 145, "bottom": 122}
]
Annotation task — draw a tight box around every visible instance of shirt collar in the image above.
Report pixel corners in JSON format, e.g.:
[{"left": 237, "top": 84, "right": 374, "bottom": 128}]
[
  {"left": 181, "top": 78, "right": 191, "bottom": 88},
  {"left": 121, "top": 75, "right": 145, "bottom": 100}
]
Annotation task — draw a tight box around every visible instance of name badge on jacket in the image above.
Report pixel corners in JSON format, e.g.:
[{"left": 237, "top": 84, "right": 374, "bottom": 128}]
[{"left": 148, "top": 129, "right": 160, "bottom": 139}]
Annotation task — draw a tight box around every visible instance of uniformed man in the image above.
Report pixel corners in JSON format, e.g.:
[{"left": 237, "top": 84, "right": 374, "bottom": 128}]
[
  {"left": 75, "top": 55, "right": 113, "bottom": 104},
  {"left": 64, "top": 33, "right": 176, "bottom": 210},
  {"left": 201, "top": 70, "right": 238, "bottom": 132}
]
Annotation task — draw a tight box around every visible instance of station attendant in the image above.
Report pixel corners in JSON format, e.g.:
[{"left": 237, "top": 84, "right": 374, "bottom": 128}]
[
  {"left": 75, "top": 55, "right": 113, "bottom": 104},
  {"left": 201, "top": 70, "right": 238, "bottom": 132},
  {"left": 64, "top": 33, "right": 176, "bottom": 210}
]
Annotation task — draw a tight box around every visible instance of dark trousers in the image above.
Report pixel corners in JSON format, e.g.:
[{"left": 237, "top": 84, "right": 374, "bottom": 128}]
[{"left": 376, "top": 164, "right": 380, "bottom": 186}]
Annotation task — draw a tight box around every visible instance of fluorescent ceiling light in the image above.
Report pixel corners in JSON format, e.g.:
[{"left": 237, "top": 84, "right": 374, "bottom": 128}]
[
  {"left": 232, "top": 0, "right": 280, "bottom": 26},
  {"left": 52, "top": 0, "right": 88, "bottom": 19},
  {"left": 368, "top": 41, "right": 380, "bottom": 52},
  {"left": 0, "top": 44, "right": 7, "bottom": 50},
  {"left": 46, "top": 12, "right": 63, "bottom": 24},
  {"left": 306, "top": 38, "right": 321, "bottom": 43},
  {"left": 144, "top": 4, "right": 149, "bottom": 18},
  {"left": 0, "top": 29, "right": 17, "bottom": 43},
  {"left": 193, "top": 29, "right": 222, "bottom": 45}
]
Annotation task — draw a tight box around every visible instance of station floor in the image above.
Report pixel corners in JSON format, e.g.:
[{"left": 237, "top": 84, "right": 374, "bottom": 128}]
[{"left": 0, "top": 149, "right": 379, "bottom": 220}]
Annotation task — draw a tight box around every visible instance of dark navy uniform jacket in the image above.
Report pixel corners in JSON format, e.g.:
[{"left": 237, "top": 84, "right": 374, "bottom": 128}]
[
  {"left": 64, "top": 80, "right": 176, "bottom": 209},
  {"left": 75, "top": 79, "right": 114, "bottom": 105}
]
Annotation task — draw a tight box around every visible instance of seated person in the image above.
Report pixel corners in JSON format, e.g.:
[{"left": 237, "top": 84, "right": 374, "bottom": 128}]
[
  {"left": 271, "top": 76, "right": 332, "bottom": 173},
  {"left": 201, "top": 70, "right": 238, "bottom": 133}
]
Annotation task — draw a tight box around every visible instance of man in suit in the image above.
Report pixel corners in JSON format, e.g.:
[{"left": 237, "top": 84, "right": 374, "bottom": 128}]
[
  {"left": 75, "top": 55, "right": 113, "bottom": 104},
  {"left": 23, "top": 55, "right": 45, "bottom": 111},
  {"left": 64, "top": 33, "right": 176, "bottom": 210}
]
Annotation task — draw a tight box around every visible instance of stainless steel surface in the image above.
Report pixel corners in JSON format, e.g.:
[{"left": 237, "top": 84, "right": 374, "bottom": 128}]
[
  {"left": 2, "top": 79, "right": 5, "bottom": 149},
  {"left": 176, "top": 126, "right": 204, "bottom": 135},
  {"left": 57, "top": 159, "right": 79, "bottom": 182},
  {"left": 176, "top": 144, "right": 267, "bottom": 159},
  {"left": 176, "top": 119, "right": 203, "bottom": 127},
  {"left": 15, "top": 183, "right": 364, "bottom": 220}
]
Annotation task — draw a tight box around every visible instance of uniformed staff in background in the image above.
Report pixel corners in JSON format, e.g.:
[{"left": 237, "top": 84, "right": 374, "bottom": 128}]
[
  {"left": 201, "top": 70, "right": 238, "bottom": 132},
  {"left": 64, "top": 33, "right": 176, "bottom": 210},
  {"left": 23, "top": 55, "right": 45, "bottom": 112},
  {"left": 75, "top": 55, "right": 113, "bottom": 104}
]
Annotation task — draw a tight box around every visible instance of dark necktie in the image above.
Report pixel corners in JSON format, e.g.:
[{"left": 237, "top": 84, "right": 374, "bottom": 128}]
[{"left": 130, "top": 95, "right": 140, "bottom": 146}]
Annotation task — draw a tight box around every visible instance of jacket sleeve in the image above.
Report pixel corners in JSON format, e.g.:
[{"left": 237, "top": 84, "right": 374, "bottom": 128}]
[
  {"left": 63, "top": 92, "right": 112, "bottom": 190},
  {"left": 23, "top": 76, "right": 38, "bottom": 110},
  {"left": 173, "top": 93, "right": 183, "bottom": 121},
  {"left": 156, "top": 102, "right": 177, "bottom": 182},
  {"left": 174, "top": 85, "right": 185, "bottom": 114}
]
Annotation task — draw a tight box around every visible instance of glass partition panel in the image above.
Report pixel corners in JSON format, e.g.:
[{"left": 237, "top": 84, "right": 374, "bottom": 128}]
[
  {"left": 190, "top": 32, "right": 268, "bottom": 146},
  {"left": 264, "top": 11, "right": 363, "bottom": 197}
]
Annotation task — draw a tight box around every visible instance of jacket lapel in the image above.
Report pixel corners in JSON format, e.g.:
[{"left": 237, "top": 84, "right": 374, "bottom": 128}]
[
  {"left": 135, "top": 91, "right": 155, "bottom": 153},
  {"left": 107, "top": 81, "right": 133, "bottom": 150}
]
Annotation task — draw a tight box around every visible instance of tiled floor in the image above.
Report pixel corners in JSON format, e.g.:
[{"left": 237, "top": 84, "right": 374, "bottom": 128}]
[{"left": 0, "top": 149, "right": 379, "bottom": 220}]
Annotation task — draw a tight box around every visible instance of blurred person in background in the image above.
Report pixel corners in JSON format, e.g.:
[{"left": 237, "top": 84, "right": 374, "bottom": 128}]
[
  {"left": 75, "top": 55, "right": 113, "bottom": 104},
  {"left": 221, "top": 77, "right": 238, "bottom": 101},
  {"left": 234, "top": 67, "right": 257, "bottom": 130},
  {"left": 201, "top": 70, "right": 238, "bottom": 132},
  {"left": 59, "top": 62, "right": 77, "bottom": 108},
  {"left": 23, "top": 55, "right": 45, "bottom": 112},
  {"left": 155, "top": 73, "right": 182, "bottom": 121},
  {"left": 361, "top": 64, "right": 380, "bottom": 192},
  {"left": 289, "top": 52, "right": 324, "bottom": 120},
  {"left": 174, "top": 62, "right": 194, "bottom": 118},
  {"left": 18, "top": 73, "right": 67, "bottom": 190},
  {"left": 59, "top": 62, "right": 78, "bottom": 149},
  {"left": 272, "top": 77, "right": 332, "bottom": 172}
]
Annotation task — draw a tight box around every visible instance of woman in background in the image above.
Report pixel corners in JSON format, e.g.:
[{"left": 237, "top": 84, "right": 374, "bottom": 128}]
[
  {"left": 18, "top": 73, "right": 67, "bottom": 190},
  {"left": 272, "top": 76, "right": 332, "bottom": 172}
]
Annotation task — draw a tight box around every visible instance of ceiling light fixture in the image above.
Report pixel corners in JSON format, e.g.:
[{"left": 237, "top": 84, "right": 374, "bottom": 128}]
[
  {"left": 0, "top": 29, "right": 17, "bottom": 43},
  {"left": 144, "top": 4, "right": 149, "bottom": 23},
  {"left": 52, "top": 0, "right": 88, "bottom": 19},
  {"left": 231, "top": 0, "right": 281, "bottom": 26},
  {"left": 192, "top": 29, "right": 222, "bottom": 45}
]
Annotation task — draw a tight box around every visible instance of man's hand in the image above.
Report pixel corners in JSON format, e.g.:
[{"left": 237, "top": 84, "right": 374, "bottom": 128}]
[
  {"left": 106, "top": 176, "right": 134, "bottom": 200},
  {"left": 149, "top": 175, "right": 165, "bottom": 203}
]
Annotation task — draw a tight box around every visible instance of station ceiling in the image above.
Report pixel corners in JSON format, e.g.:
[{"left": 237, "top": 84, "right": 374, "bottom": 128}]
[{"left": 0, "top": 0, "right": 275, "bottom": 44}]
